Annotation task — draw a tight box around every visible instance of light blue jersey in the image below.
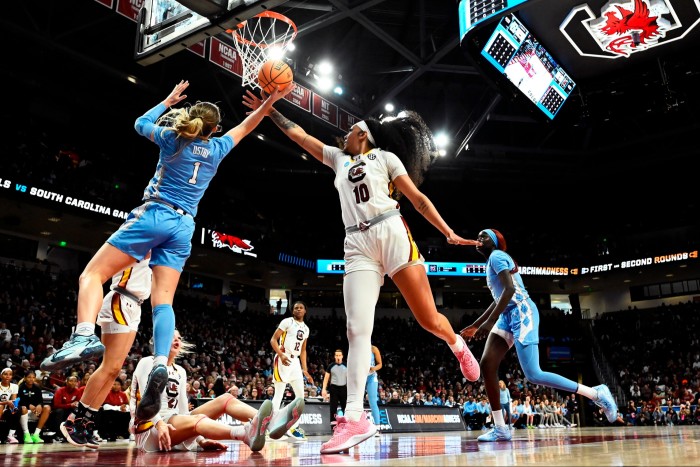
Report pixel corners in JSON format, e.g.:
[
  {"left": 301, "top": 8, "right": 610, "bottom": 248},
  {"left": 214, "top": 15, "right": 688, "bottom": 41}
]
[
  {"left": 108, "top": 102, "right": 235, "bottom": 272},
  {"left": 487, "top": 250, "right": 539, "bottom": 346},
  {"left": 135, "top": 103, "right": 235, "bottom": 217}
]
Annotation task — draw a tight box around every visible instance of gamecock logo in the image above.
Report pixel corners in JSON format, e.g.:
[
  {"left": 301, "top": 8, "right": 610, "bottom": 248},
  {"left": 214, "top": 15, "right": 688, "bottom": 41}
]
[
  {"left": 211, "top": 231, "right": 257, "bottom": 257},
  {"left": 561, "top": 0, "right": 700, "bottom": 59}
]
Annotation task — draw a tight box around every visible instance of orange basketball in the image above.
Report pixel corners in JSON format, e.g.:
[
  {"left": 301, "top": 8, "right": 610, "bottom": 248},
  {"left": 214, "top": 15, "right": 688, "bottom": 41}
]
[{"left": 258, "top": 60, "right": 293, "bottom": 94}]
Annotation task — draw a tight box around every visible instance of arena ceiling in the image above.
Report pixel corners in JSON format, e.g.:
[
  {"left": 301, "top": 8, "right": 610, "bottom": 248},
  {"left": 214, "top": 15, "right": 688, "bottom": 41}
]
[{"left": 2, "top": 0, "right": 699, "bottom": 295}]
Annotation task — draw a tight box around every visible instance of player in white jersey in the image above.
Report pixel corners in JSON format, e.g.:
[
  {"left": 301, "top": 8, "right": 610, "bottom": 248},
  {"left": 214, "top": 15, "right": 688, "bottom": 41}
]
[
  {"left": 59, "top": 257, "right": 152, "bottom": 448},
  {"left": 244, "top": 89, "right": 480, "bottom": 453},
  {"left": 0, "top": 368, "right": 20, "bottom": 443},
  {"left": 130, "top": 330, "right": 295, "bottom": 453},
  {"left": 269, "top": 301, "right": 313, "bottom": 442}
]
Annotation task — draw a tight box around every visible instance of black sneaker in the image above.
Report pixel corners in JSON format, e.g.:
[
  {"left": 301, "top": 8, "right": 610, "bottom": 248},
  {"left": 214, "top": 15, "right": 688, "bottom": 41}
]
[
  {"left": 60, "top": 418, "right": 89, "bottom": 447},
  {"left": 135, "top": 364, "right": 168, "bottom": 420},
  {"left": 83, "top": 420, "right": 100, "bottom": 449}
]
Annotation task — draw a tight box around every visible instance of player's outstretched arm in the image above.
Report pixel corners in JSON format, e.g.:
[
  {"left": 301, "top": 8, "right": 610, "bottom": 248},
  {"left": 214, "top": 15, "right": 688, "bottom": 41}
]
[{"left": 242, "top": 88, "right": 325, "bottom": 162}]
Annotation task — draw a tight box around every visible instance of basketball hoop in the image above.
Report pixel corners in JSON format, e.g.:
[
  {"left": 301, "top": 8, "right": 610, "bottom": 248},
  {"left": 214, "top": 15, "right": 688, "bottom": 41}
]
[{"left": 227, "top": 11, "right": 297, "bottom": 89}]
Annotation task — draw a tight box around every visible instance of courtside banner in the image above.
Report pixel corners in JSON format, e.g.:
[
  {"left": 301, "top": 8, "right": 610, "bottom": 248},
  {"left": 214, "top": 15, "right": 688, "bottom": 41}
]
[
  {"left": 194, "top": 399, "right": 464, "bottom": 434},
  {"left": 381, "top": 405, "right": 465, "bottom": 433}
]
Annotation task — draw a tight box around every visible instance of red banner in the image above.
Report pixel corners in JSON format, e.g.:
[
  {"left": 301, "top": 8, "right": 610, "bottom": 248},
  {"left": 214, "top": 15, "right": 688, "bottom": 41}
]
[
  {"left": 188, "top": 40, "right": 206, "bottom": 58},
  {"left": 208, "top": 38, "right": 242, "bottom": 77},
  {"left": 93, "top": 0, "right": 114, "bottom": 8},
  {"left": 284, "top": 83, "right": 311, "bottom": 112},
  {"left": 338, "top": 109, "right": 362, "bottom": 132},
  {"left": 312, "top": 93, "right": 338, "bottom": 127},
  {"left": 116, "top": 0, "right": 143, "bottom": 22}
]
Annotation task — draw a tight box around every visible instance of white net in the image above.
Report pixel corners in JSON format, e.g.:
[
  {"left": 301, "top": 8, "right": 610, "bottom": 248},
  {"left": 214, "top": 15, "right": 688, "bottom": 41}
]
[{"left": 229, "top": 11, "right": 297, "bottom": 89}]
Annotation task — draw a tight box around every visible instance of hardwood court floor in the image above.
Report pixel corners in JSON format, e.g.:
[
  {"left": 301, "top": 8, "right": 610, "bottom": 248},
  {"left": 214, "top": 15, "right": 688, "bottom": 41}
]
[{"left": 6, "top": 426, "right": 699, "bottom": 466}]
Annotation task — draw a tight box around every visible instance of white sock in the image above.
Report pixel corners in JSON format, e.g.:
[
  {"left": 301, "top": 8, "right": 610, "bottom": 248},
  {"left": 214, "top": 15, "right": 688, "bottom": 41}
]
[
  {"left": 74, "top": 322, "right": 95, "bottom": 336},
  {"left": 492, "top": 410, "right": 506, "bottom": 427},
  {"left": 9, "top": 429, "right": 16, "bottom": 436},
  {"left": 20, "top": 413, "right": 29, "bottom": 433},
  {"left": 34, "top": 428, "right": 42, "bottom": 436},
  {"left": 448, "top": 334, "right": 463, "bottom": 353},
  {"left": 230, "top": 426, "right": 246, "bottom": 440},
  {"left": 154, "top": 356, "right": 168, "bottom": 367},
  {"left": 576, "top": 384, "right": 598, "bottom": 400}
]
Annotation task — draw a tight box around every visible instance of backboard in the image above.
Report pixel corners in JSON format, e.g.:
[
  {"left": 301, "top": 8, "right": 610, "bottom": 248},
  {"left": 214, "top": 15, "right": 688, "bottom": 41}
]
[{"left": 134, "top": 0, "right": 289, "bottom": 65}]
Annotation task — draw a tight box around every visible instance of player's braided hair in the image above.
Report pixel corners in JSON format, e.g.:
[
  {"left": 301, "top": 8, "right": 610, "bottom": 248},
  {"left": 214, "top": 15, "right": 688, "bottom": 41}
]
[{"left": 364, "top": 111, "right": 438, "bottom": 198}]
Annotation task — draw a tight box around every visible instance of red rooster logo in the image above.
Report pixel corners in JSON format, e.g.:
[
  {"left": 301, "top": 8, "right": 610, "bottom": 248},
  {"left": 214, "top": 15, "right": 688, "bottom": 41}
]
[
  {"left": 599, "top": 0, "right": 661, "bottom": 55},
  {"left": 211, "top": 231, "right": 257, "bottom": 257}
]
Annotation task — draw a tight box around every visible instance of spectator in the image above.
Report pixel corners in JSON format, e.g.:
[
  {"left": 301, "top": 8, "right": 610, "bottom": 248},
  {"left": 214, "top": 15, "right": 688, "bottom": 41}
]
[
  {"left": 566, "top": 393, "right": 581, "bottom": 427},
  {"left": 51, "top": 375, "right": 81, "bottom": 437},
  {"left": 17, "top": 371, "right": 51, "bottom": 443},
  {"left": 0, "top": 367, "right": 20, "bottom": 443},
  {"left": 100, "top": 380, "right": 130, "bottom": 441}
]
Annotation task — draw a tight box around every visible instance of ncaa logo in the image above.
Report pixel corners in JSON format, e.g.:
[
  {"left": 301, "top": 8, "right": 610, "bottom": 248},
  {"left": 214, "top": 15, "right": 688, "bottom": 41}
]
[{"left": 560, "top": 0, "right": 700, "bottom": 58}]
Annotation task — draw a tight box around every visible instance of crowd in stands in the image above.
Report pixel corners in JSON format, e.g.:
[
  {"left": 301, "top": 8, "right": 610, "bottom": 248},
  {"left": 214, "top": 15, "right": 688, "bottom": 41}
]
[
  {"left": 5, "top": 125, "right": 698, "bottom": 267},
  {"left": 1, "top": 259, "right": 699, "bottom": 444}
]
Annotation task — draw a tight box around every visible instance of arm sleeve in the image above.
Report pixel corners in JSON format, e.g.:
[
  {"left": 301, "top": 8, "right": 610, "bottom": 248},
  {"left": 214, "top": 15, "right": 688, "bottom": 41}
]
[{"left": 134, "top": 103, "right": 167, "bottom": 140}]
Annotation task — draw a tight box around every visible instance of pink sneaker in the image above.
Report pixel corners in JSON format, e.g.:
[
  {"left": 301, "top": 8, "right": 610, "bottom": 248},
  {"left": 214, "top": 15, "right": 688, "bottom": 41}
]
[
  {"left": 320, "top": 414, "right": 376, "bottom": 454},
  {"left": 454, "top": 335, "right": 480, "bottom": 381},
  {"left": 6, "top": 434, "right": 18, "bottom": 444}
]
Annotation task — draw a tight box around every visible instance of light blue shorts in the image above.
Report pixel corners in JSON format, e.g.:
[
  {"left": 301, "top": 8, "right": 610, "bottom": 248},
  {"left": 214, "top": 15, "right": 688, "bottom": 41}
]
[
  {"left": 492, "top": 298, "right": 540, "bottom": 347},
  {"left": 107, "top": 202, "right": 195, "bottom": 272}
]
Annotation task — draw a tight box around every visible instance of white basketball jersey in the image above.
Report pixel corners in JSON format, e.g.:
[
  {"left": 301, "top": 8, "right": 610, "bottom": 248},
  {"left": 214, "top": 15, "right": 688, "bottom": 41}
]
[
  {"left": 109, "top": 257, "right": 152, "bottom": 301},
  {"left": 322, "top": 145, "right": 407, "bottom": 229},
  {"left": 0, "top": 382, "right": 18, "bottom": 403},
  {"left": 277, "top": 317, "right": 310, "bottom": 358}
]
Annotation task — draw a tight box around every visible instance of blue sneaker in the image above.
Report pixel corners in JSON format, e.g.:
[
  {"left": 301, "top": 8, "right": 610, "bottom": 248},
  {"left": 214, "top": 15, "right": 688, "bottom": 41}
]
[
  {"left": 41, "top": 333, "right": 105, "bottom": 371},
  {"left": 286, "top": 426, "right": 307, "bottom": 443},
  {"left": 477, "top": 425, "right": 512, "bottom": 442},
  {"left": 268, "top": 397, "right": 305, "bottom": 440},
  {"left": 593, "top": 384, "right": 618, "bottom": 423},
  {"left": 135, "top": 364, "right": 168, "bottom": 421}
]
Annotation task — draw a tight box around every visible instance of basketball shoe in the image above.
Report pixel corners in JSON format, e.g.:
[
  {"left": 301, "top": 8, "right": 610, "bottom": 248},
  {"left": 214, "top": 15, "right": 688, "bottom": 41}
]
[
  {"left": 593, "top": 384, "right": 618, "bottom": 423},
  {"left": 41, "top": 333, "right": 105, "bottom": 371},
  {"left": 135, "top": 364, "right": 168, "bottom": 421},
  {"left": 286, "top": 427, "right": 307, "bottom": 443},
  {"left": 268, "top": 397, "right": 305, "bottom": 440},
  {"left": 320, "top": 413, "right": 376, "bottom": 454},
  {"left": 477, "top": 425, "right": 512, "bottom": 442},
  {"left": 454, "top": 335, "right": 480, "bottom": 381},
  {"left": 60, "top": 417, "right": 99, "bottom": 448},
  {"left": 243, "top": 399, "right": 273, "bottom": 452}
]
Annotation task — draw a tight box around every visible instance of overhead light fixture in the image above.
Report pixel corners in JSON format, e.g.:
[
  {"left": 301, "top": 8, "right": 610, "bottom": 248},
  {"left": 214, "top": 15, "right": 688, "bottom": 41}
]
[
  {"left": 40, "top": 231, "right": 51, "bottom": 236},
  {"left": 48, "top": 217, "right": 61, "bottom": 223}
]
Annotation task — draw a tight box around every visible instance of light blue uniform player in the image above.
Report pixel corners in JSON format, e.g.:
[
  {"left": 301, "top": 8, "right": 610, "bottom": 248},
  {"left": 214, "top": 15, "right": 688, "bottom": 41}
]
[
  {"left": 41, "top": 81, "right": 292, "bottom": 434},
  {"left": 462, "top": 229, "right": 618, "bottom": 442},
  {"left": 366, "top": 345, "right": 382, "bottom": 434}
]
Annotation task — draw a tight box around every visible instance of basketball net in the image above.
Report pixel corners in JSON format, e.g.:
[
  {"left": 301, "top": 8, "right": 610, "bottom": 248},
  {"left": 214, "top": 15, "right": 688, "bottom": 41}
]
[{"left": 228, "top": 11, "right": 297, "bottom": 90}]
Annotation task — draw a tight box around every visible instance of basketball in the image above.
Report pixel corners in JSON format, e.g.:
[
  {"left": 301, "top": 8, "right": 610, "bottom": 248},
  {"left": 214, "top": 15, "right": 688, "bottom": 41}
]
[{"left": 257, "top": 60, "right": 293, "bottom": 94}]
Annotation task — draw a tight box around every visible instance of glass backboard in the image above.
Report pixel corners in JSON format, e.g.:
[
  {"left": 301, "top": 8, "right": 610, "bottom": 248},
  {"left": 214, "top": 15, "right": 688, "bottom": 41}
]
[{"left": 135, "top": 0, "right": 289, "bottom": 65}]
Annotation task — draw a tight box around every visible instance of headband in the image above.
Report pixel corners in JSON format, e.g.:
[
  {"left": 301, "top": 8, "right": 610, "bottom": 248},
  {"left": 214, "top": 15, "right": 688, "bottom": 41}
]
[
  {"left": 484, "top": 229, "right": 498, "bottom": 248},
  {"left": 354, "top": 120, "right": 376, "bottom": 146},
  {"left": 1, "top": 367, "right": 12, "bottom": 376}
]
